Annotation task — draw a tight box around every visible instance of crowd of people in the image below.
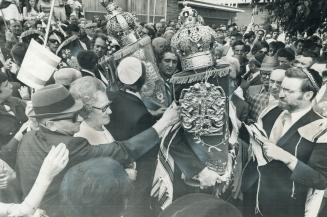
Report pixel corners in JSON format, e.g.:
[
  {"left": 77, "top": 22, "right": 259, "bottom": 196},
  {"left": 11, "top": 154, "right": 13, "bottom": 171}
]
[{"left": 0, "top": 0, "right": 327, "bottom": 217}]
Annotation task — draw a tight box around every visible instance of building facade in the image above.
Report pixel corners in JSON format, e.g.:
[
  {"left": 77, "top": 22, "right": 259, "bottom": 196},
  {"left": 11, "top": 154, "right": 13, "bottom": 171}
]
[{"left": 83, "top": 0, "right": 243, "bottom": 26}]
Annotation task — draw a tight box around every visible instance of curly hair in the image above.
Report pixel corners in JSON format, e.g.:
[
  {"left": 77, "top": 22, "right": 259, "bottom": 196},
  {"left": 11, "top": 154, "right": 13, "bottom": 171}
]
[{"left": 69, "top": 77, "right": 106, "bottom": 119}]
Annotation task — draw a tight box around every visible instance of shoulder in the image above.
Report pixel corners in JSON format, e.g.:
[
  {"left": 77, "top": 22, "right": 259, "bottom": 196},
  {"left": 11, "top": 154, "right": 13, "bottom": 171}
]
[{"left": 298, "top": 118, "right": 327, "bottom": 143}]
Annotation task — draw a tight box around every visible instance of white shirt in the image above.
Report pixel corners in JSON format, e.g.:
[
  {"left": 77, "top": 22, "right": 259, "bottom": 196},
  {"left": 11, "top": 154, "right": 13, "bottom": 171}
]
[
  {"left": 273, "top": 106, "right": 312, "bottom": 136},
  {"left": 74, "top": 121, "right": 115, "bottom": 145},
  {"left": 283, "top": 106, "right": 312, "bottom": 134}
]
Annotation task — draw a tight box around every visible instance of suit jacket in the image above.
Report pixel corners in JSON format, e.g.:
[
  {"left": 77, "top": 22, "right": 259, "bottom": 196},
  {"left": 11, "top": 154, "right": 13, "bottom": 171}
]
[
  {"left": 231, "top": 93, "right": 249, "bottom": 123},
  {"left": 0, "top": 97, "right": 27, "bottom": 148},
  {"left": 106, "top": 90, "right": 157, "bottom": 140},
  {"left": 243, "top": 107, "right": 327, "bottom": 217},
  {"left": 16, "top": 127, "right": 159, "bottom": 217}
]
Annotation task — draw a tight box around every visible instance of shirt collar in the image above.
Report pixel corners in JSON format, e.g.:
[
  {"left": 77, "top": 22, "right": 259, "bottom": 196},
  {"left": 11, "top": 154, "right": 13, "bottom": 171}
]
[
  {"left": 82, "top": 69, "right": 95, "bottom": 77},
  {"left": 289, "top": 106, "right": 312, "bottom": 125},
  {"left": 125, "top": 89, "right": 142, "bottom": 100}
]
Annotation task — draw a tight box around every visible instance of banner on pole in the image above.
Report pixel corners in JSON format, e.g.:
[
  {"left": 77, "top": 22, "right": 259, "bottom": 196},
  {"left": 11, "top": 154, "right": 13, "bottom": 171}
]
[{"left": 17, "top": 39, "right": 61, "bottom": 89}]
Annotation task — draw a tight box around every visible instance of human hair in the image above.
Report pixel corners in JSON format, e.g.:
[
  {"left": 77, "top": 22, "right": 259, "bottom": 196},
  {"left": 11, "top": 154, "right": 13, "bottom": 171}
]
[
  {"left": 60, "top": 158, "right": 131, "bottom": 217},
  {"left": 69, "top": 77, "right": 106, "bottom": 119},
  {"left": 276, "top": 48, "right": 295, "bottom": 61},
  {"left": 243, "top": 31, "right": 255, "bottom": 41},
  {"left": 232, "top": 40, "right": 245, "bottom": 50},
  {"left": 11, "top": 42, "right": 29, "bottom": 67},
  {"left": 295, "top": 39, "right": 305, "bottom": 46},
  {"left": 77, "top": 50, "right": 98, "bottom": 71},
  {"left": 158, "top": 49, "right": 181, "bottom": 73},
  {"left": 158, "top": 49, "right": 178, "bottom": 62},
  {"left": 67, "top": 24, "right": 80, "bottom": 35},
  {"left": 251, "top": 41, "right": 269, "bottom": 55},
  {"left": 302, "top": 50, "right": 319, "bottom": 59},
  {"left": 285, "top": 67, "right": 322, "bottom": 99},
  {"left": 91, "top": 33, "right": 108, "bottom": 49},
  {"left": 48, "top": 30, "right": 65, "bottom": 42},
  {"left": 230, "top": 32, "right": 243, "bottom": 41}
]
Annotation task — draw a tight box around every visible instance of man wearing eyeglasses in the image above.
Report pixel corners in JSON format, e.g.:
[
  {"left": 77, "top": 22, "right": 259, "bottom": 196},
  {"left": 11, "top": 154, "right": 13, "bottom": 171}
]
[
  {"left": 242, "top": 67, "right": 327, "bottom": 217},
  {"left": 246, "top": 55, "right": 279, "bottom": 122},
  {"left": 16, "top": 83, "right": 180, "bottom": 217}
]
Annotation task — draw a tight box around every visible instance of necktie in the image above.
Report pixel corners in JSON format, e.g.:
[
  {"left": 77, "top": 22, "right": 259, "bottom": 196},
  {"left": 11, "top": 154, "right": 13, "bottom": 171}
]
[{"left": 269, "top": 111, "right": 291, "bottom": 143}]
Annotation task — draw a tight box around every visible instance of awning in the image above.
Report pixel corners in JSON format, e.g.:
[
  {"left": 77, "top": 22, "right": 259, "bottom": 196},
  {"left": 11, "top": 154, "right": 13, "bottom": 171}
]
[{"left": 178, "top": 0, "right": 244, "bottom": 13}]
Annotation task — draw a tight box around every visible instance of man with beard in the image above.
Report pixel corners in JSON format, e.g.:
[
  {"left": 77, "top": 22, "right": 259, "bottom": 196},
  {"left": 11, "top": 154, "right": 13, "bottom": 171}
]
[{"left": 243, "top": 67, "right": 327, "bottom": 217}]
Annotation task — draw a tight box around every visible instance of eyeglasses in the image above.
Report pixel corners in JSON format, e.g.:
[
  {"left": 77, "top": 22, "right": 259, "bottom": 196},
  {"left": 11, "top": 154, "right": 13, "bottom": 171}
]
[
  {"left": 48, "top": 113, "right": 79, "bottom": 123},
  {"left": 92, "top": 103, "right": 110, "bottom": 112}
]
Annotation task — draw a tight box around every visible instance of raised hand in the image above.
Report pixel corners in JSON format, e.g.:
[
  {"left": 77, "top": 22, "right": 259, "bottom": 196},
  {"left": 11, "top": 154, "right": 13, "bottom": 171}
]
[{"left": 38, "top": 143, "right": 69, "bottom": 181}]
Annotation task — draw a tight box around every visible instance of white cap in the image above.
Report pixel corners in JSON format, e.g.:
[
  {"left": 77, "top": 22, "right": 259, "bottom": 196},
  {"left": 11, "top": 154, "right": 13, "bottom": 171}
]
[{"left": 117, "top": 57, "right": 143, "bottom": 85}]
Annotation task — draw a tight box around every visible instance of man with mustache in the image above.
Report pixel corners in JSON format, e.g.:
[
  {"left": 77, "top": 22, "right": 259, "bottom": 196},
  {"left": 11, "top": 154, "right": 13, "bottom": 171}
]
[{"left": 242, "top": 67, "right": 327, "bottom": 217}]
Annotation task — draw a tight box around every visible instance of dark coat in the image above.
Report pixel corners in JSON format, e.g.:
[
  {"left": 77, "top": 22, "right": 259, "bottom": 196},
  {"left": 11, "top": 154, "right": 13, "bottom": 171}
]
[
  {"left": 106, "top": 90, "right": 157, "bottom": 139},
  {"left": 243, "top": 107, "right": 327, "bottom": 217},
  {"left": 106, "top": 90, "right": 158, "bottom": 217},
  {"left": 16, "top": 127, "right": 159, "bottom": 217},
  {"left": 0, "top": 97, "right": 27, "bottom": 148},
  {"left": 231, "top": 93, "right": 249, "bottom": 123}
]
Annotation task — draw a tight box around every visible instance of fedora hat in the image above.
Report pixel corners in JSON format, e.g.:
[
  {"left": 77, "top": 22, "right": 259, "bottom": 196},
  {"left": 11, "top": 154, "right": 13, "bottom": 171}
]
[
  {"left": 260, "top": 55, "right": 278, "bottom": 71},
  {"left": 28, "top": 84, "right": 83, "bottom": 118}
]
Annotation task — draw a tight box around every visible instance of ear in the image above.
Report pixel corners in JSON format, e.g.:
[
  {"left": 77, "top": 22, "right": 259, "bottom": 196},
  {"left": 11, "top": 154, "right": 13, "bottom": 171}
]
[{"left": 304, "top": 91, "right": 314, "bottom": 101}]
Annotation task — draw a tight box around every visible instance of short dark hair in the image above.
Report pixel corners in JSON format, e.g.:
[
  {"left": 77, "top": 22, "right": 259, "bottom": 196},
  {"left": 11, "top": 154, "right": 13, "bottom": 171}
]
[
  {"left": 91, "top": 33, "right": 108, "bottom": 49},
  {"left": 11, "top": 42, "right": 29, "bottom": 67},
  {"left": 48, "top": 30, "right": 65, "bottom": 42},
  {"left": 230, "top": 32, "right": 243, "bottom": 40},
  {"left": 295, "top": 39, "right": 305, "bottom": 46},
  {"left": 77, "top": 50, "right": 98, "bottom": 70},
  {"left": 285, "top": 67, "right": 322, "bottom": 99},
  {"left": 232, "top": 40, "right": 245, "bottom": 50},
  {"left": 277, "top": 48, "right": 295, "bottom": 61},
  {"left": 60, "top": 158, "right": 131, "bottom": 217}
]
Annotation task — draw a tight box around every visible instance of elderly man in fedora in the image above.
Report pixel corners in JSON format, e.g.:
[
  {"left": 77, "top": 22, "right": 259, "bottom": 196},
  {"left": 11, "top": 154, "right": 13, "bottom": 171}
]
[{"left": 16, "top": 84, "right": 180, "bottom": 217}]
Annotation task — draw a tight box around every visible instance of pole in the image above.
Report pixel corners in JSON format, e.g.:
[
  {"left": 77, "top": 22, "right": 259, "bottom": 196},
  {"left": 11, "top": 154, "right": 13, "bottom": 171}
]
[
  {"left": 0, "top": 9, "right": 9, "bottom": 32},
  {"left": 43, "top": 0, "right": 56, "bottom": 46},
  {"left": 147, "top": 0, "right": 150, "bottom": 23},
  {"left": 152, "top": 0, "right": 157, "bottom": 23}
]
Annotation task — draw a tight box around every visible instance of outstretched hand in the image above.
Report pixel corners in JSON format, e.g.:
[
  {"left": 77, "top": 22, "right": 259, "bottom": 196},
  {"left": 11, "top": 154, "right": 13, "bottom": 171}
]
[{"left": 39, "top": 143, "right": 69, "bottom": 181}]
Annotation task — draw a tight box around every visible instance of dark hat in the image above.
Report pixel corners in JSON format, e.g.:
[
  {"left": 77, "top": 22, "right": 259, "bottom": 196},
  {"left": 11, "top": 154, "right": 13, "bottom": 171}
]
[
  {"left": 28, "top": 84, "right": 83, "bottom": 118},
  {"left": 158, "top": 193, "right": 242, "bottom": 217}
]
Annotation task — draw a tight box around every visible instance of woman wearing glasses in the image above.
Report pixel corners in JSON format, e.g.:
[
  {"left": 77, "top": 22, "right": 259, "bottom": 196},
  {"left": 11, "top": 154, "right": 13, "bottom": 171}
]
[
  {"left": 70, "top": 76, "right": 137, "bottom": 180},
  {"left": 71, "top": 76, "right": 114, "bottom": 145}
]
